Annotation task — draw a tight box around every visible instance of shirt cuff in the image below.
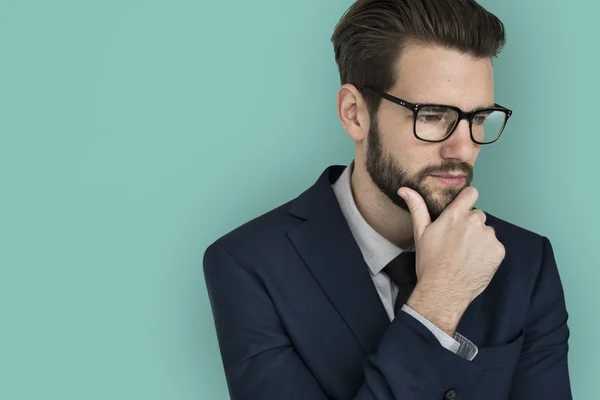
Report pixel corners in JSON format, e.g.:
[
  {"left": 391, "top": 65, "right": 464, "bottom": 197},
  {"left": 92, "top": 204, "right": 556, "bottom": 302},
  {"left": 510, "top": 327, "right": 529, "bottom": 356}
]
[{"left": 400, "top": 304, "right": 479, "bottom": 361}]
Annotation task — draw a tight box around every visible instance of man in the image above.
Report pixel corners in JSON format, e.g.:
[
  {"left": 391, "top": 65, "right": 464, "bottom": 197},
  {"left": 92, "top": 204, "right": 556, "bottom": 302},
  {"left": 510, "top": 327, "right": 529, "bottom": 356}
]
[{"left": 203, "top": 0, "right": 572, "bottom": 398}]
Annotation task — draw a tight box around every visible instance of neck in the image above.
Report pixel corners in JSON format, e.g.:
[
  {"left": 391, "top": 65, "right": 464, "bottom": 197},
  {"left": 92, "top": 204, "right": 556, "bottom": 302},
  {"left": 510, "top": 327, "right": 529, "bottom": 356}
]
[{"left": 350, "top": 156, "right": 415, "bottom": 249}]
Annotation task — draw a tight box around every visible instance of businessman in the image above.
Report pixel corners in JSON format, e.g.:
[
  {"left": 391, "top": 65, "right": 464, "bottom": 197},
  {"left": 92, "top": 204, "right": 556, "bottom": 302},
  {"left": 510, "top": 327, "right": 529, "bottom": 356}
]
[{"left": 203, "top": 0, "right": 572, "bottom": 398}]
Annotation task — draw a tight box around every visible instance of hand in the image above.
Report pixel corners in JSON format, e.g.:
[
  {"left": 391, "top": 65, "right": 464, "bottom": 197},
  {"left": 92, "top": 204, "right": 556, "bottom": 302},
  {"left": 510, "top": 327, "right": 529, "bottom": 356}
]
[{"left": 398, "top": 186, "right": 506, "bottom": 335}]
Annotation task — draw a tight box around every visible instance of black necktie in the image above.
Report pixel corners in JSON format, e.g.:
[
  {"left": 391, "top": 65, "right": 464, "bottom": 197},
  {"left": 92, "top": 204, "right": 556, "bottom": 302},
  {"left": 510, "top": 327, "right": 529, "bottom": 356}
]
[{"left": 383, "top": 251, "right": 417, "bottom": 315}]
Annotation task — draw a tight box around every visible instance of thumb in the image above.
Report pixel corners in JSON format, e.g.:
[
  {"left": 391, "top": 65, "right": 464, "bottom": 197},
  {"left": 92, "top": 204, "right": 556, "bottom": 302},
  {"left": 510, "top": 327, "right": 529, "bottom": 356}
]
[{"left": 398, "top": 187, "right": 431, "bottom": 241}]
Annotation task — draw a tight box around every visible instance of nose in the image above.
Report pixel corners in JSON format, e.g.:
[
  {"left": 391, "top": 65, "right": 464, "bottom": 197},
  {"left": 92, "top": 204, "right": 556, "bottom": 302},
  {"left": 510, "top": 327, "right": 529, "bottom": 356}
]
[{"left": 439, "top": 119, "right": 478, "bottom": 162}]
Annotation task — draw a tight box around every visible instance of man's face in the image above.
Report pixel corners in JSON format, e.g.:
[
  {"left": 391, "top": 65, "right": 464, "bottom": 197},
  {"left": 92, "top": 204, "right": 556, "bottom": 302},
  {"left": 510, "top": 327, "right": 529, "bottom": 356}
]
[{"left": 365, "top": 43, "right": 495, "bottom": 221}]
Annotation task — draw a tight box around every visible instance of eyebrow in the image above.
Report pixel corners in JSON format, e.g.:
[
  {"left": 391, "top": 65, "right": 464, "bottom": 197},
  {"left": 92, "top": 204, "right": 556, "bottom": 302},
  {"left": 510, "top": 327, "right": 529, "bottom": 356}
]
[
  {"left": 421, "top": 106, "right": 449, "bottom": 112},
  {"left": 455, "top": 103, "right": 498, "bottom": 111},
  {"left": 416, "top": 101, "right": 498, "bottom": 111}
]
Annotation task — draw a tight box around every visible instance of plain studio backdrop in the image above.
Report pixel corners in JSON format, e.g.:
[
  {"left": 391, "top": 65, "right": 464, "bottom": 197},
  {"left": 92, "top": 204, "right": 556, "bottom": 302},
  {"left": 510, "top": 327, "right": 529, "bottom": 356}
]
[{"left": 0, "top": 0, "right": 597, "bottom": 399}]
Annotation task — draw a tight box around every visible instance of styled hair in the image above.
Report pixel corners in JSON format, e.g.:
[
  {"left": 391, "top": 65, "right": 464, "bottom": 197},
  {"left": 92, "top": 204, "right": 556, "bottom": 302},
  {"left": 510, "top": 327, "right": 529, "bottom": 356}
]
[{"left": 331, "top": 0, "right": 506, "bottom": 115}]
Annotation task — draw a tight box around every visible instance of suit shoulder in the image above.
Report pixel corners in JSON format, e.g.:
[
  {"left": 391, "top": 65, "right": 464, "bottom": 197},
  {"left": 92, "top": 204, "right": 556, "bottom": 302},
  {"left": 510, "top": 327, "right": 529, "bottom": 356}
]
[
  {"left": 484, "top": 211, "right": 547, "bottom": 244},
  {"left": 203, "top": 198, "right": 301, "bottom": 264},
  {"left": 483, "top": 211, "right": 553, "bottom": 278}
]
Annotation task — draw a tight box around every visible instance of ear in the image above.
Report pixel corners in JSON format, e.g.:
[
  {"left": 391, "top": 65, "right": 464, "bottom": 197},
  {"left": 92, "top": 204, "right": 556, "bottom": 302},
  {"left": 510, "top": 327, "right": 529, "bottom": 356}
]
[{"left": 336, "top": 84, "right": 370, "bottom": 142}]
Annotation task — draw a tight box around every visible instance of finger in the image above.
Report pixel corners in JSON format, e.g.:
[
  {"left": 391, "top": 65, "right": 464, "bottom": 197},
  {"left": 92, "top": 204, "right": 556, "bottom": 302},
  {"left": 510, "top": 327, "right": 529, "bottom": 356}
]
[
  {"left": 398, "top": 187, "right": 431, "bottom": 241},
  {"left": 472, "top": 209, "right": 487, "bottom": 225},
  {"left": 443, "top": 186, "right": 479, "bottom": 216},
  {"left": 485, "top": 225, "right": 496, "bottom": 236}
]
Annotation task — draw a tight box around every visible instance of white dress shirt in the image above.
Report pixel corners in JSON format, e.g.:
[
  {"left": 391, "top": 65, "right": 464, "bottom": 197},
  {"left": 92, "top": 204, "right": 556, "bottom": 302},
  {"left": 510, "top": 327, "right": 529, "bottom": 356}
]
[{"left": 332, "top": 162, "right": 478, "bottom": 361}]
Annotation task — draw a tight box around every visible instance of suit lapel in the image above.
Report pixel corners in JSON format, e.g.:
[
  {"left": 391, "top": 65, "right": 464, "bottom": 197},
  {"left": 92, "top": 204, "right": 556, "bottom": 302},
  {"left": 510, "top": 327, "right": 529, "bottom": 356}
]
[{"left": 287, "top": 166, "right": 390, "bottom": 355}]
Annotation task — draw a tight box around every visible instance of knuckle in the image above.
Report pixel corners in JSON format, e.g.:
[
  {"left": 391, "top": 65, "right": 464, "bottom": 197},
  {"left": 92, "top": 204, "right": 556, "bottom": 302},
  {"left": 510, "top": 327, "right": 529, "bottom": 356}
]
[
  {"left": 476, "top": 209, "right": 487, "bottom": 222},
  {"left": 495, "top": 249, "right": 506, "bottom": 263},
  {"left": 485, "top": 225, "right": 496, "bottom": 235},
  {"left": 468, "top": 212, "right": 481, "bottom": 224},
  {"left": 498, "top": 242, "right": 506, "bottom": 257}
]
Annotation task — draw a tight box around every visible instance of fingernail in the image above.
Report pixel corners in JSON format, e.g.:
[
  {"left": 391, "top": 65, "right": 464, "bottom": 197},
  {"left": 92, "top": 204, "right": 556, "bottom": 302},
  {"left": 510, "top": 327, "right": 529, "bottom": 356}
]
[{"left": 399, "top": 189, "right": 408, "bottom": 200}]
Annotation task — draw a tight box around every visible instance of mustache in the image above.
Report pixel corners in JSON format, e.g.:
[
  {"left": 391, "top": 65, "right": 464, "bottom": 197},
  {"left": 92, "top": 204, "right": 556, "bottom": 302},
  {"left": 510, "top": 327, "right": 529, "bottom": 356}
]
[{"left": 418, "top": 160, "right": 473, "bottom": 179}]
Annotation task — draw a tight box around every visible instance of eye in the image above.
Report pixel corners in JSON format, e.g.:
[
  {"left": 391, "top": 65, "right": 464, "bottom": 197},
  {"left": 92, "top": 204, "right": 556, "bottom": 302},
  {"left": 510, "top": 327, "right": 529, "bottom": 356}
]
[
  {"left": 417, "top": 113, "right": 444, "bottom": 123},
  {"left": 473, "top": 115, "right": 488, "bottom": 125}
]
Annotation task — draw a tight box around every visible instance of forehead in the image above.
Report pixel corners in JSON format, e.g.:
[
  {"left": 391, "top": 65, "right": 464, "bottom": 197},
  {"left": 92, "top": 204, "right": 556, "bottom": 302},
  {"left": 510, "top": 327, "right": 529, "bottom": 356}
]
[{"left": 391, "top": 43, "right": 495, "bottom": 109}]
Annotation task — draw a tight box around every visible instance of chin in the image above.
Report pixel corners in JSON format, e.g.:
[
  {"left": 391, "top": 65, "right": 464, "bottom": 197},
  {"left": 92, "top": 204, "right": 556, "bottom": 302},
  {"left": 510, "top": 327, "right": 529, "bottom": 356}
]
[{"left": 423, "top": 187, "right": 464, "bottom": 216}]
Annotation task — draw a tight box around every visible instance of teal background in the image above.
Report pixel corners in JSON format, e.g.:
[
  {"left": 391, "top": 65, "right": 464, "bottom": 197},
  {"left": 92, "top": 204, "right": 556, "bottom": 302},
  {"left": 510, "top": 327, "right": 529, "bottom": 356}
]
[{"left": 0, "top": 0, "right": 596, "bottom": 399}]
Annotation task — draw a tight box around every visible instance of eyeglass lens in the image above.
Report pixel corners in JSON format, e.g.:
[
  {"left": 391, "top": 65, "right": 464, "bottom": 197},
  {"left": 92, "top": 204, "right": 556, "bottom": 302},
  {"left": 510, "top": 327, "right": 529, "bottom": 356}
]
[{"left": 416, "top": 106, "right": 507, "bottom": 143}]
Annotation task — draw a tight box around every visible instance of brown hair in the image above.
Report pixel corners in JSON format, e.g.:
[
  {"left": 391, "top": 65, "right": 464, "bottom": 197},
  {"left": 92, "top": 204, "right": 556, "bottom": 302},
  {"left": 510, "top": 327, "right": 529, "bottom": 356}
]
[{"left": 331, "top": 0, "right": 506, "bottom": 115}]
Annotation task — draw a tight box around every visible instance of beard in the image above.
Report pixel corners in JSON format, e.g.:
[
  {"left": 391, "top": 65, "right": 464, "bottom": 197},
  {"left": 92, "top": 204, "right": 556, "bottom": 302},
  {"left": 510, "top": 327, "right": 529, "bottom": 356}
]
[{"left": 365, "top": 117, "right": 474, "bottom": 222}]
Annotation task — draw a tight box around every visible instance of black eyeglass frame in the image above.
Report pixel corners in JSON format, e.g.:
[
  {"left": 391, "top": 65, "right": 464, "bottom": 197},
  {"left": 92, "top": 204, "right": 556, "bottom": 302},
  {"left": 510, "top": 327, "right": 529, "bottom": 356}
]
[{"left": 361, "top": 87, "right": 513, "bottom": 145}]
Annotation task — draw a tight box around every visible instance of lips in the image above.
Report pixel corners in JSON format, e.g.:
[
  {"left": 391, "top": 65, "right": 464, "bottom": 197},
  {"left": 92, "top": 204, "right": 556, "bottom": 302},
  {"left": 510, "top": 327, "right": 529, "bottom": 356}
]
[
  {"left": 430, "top": 174, "right": 466, "bottom": 179},
  {"left": 429, "top": 174, "right": 467, "bottom": 188}
]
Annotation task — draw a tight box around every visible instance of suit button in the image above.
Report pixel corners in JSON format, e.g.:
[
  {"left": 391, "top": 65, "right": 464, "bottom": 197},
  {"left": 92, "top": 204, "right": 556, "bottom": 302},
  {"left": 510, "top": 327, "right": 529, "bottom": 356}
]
[{"left": 444, "top": 389, "right": 457, "bottom": 400}]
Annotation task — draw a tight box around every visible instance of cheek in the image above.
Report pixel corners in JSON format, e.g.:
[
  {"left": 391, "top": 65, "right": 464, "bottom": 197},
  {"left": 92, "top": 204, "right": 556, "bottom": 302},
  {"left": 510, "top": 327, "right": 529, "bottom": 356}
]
[
  {"left": 378, "top": 126, "right": 430, "bottom": 172},
  {"left": 377, "top": 107, "right": 414, "bottom": 142},
  {"left": 378, "top": 120, "right": 415, "bottom": 157},
  {"left": 403, "top": 144, "right": 439, "bottom": 173},
  {"left": 393, "top": 143, "right": 434, "bottom": 178}
]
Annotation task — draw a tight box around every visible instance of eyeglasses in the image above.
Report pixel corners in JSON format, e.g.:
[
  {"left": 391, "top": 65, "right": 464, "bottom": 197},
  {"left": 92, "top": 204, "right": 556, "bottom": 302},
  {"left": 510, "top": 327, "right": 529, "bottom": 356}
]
[{"left": 361, "top": 87, "right": 513, "bottom": 145}]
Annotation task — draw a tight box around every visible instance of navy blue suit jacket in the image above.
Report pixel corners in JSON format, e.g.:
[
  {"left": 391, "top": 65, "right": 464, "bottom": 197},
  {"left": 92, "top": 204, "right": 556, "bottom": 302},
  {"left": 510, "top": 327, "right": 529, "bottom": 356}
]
[{"left": 203, "top": 165, "right": 572, "bottom": 399}]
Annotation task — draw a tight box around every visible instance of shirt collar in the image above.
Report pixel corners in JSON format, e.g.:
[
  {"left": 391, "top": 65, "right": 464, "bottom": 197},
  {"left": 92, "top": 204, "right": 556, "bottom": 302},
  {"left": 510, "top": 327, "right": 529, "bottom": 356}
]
[{"left": 332, "top": 161, "right": 412, "bottom": 276}]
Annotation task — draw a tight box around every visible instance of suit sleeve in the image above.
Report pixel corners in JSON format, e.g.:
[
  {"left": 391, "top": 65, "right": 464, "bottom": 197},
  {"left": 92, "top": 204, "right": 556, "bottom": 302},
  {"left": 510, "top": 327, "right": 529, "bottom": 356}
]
[
  {"left": 204, "top": 242, "right": 486, "bottom": 399},
  {"left": 509, "top": 237, "right": 573, "bottom": 399}
]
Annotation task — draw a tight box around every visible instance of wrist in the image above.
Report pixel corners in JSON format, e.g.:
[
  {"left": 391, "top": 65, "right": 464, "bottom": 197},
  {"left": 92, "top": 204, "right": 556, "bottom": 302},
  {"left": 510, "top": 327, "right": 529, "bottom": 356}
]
[{"left": 406, "top": 283, "right": 470, "bottom": 336}]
